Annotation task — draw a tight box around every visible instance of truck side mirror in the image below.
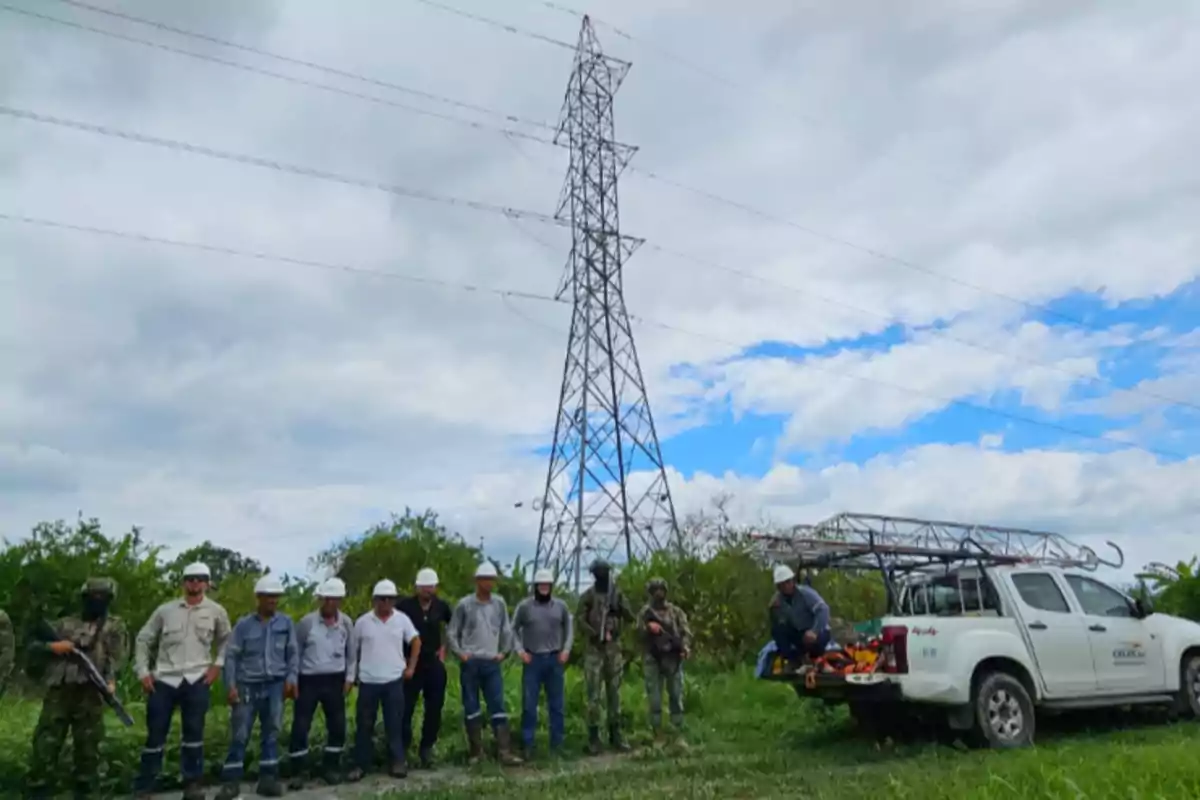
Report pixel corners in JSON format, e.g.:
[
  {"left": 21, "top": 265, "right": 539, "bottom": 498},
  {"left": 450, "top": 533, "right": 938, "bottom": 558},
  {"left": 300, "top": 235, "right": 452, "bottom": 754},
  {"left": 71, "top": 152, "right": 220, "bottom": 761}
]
[{"left": 1134, "top": 597, "right": 1153, "bottom": 618}]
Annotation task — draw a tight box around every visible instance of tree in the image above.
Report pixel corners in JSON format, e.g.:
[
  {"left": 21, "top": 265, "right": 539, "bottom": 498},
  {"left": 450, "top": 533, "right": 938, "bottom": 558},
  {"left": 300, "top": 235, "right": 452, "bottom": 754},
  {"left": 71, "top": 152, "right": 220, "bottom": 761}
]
[
  {"left": 169, "top": 541, "right": 264, "bottom": 588},
  {"left": 312, "top": 509, "right": 483, "bottom": 616}
]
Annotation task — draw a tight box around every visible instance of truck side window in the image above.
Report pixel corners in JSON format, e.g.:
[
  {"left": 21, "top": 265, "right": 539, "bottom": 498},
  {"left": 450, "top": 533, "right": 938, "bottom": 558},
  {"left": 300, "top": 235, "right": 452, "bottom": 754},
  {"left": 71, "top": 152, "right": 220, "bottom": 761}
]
[
  {"left": 1064, "top": 575, "right": 1134, "bottom": 618},
  {"left": 1011, "top": 573, "right": 1071, "bottom": 613}
]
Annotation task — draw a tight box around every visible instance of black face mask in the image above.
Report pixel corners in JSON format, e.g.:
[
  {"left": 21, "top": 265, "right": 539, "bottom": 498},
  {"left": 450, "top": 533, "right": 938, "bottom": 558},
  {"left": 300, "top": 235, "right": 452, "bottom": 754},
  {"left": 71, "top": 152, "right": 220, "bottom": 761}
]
[
  {"left": 535, "top": 586, "right": 552, "bottom": 604},
  {"left": 592, "top": 569, "right": 610, "bottom": 591},
  {"left": 82, "top": 595, "right": 110, "bottom": 621}
]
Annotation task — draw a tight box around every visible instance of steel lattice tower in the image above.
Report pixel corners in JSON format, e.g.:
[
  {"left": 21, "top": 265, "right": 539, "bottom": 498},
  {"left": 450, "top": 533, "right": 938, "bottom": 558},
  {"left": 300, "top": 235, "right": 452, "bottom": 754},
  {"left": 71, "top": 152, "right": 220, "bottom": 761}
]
[{"left": 534, "top": 16, "right": 679, "bottom": 591}]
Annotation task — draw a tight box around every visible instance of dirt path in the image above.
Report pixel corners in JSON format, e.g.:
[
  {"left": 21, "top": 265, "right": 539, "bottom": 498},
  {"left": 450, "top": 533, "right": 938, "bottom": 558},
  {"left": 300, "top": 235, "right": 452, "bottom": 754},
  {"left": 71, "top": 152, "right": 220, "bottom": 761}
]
[{"left": 148, "top": 753, "right": 636, "bottom": 799}]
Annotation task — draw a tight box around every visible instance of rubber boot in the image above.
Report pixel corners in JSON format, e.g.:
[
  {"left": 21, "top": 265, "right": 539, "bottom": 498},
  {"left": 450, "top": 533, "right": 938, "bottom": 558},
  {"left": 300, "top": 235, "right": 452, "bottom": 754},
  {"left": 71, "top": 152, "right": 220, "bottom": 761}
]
[
  {"left": 586, "top": 724, "right": 603, "bottom": 755},
  {"left": 182, "top": 781, "right": 208, "bottom": 800},
  {"left": 214, "top": 784, "right": 239, "bottom": 800},
  {"left": 389, "top": 760, "right": 408, "bottom": 779},
  {"left": 255, "top": 773, "right": 283, "bottom": 798},
  {"left": 418, "top": 747, "right": 434, "bottom": 770},
  {"left": 466, "top": 718, "right": 485, "bottom": 766},
  {"left": 494, "top": 721, "right": 524, "bottom": 766},
  {"left": 286, "top": 756, "right": 308, "bottom": 791},
  {"left": 321, "top": 749, "right": 343, "bottom": 784},
  {"left": 609, "top": 722, "right": 631, "bottom": 752}
]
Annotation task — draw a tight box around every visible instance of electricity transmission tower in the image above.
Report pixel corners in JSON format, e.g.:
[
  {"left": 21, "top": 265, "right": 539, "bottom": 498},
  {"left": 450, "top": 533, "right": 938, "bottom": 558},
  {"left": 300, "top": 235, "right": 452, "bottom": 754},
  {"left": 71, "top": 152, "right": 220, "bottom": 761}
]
[{"left": 534, "top": 16, "right": 679, "bottom": 591}]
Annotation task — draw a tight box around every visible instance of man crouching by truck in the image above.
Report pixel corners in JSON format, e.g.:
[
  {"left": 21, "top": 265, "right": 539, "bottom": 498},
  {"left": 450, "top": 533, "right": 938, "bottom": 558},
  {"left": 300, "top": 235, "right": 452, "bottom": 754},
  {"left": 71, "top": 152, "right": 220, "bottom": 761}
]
[{"left": 769, "top": 565, "right": 831, "bottom": 669}]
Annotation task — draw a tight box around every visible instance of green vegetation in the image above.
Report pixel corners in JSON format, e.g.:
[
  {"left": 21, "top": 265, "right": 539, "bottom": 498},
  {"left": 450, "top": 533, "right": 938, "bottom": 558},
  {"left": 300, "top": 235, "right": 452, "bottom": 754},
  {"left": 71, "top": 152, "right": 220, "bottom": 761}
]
[{"left": 1, "top": 503, "right": 1199, "bottom": 796}]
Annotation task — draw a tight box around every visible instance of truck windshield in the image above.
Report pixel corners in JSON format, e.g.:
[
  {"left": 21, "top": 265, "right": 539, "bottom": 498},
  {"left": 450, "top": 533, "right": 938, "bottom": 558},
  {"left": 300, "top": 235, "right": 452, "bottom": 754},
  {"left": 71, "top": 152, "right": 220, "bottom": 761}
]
[{"left": 898, "top": 572, "right": 1000, "bottom": 617}]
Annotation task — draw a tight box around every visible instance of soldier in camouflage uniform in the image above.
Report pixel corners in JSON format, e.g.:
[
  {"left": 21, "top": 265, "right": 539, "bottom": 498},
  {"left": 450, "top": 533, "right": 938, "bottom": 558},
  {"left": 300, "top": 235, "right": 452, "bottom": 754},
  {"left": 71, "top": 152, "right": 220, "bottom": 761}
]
[
  {"left": 638, "top": 578, "right": 692, "bottom": 742},
  {"left": 577, "top": 559, "right": 635, "bottom": 754},
  {"left": 25, "top": 577, "right": 127, "bottom": 799},
  {"left": 0, "top": 608, "right": 14, "bottom": 694}
]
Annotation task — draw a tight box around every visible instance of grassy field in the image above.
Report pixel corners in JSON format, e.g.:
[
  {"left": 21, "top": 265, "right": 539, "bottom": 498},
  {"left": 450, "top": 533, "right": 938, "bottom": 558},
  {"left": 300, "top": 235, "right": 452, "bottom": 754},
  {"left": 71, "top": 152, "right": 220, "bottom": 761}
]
[{"left": 3, "top": 665, "right": 1199, "bottom": 797}]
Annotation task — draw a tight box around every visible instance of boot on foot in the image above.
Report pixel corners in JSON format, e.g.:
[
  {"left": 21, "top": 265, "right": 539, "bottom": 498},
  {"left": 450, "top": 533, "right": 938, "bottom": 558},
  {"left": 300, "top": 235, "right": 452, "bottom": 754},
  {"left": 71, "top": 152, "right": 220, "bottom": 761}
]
[
  {"left": 586, "top": 725, "right": 603, "bottom": 755},
  {"left": 494, "top": 721, "right": 524, "bottom": 766}
]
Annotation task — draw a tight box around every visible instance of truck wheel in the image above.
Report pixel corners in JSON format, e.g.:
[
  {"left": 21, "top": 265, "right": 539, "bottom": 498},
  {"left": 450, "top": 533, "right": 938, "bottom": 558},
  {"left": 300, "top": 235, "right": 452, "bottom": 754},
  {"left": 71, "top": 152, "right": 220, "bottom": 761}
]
[
  {"left": 1174, "top": 652, "right": 1200, "bottom": 718},
  {"left": 971, "top": 672, "right": 1035, "bottom": 749}
]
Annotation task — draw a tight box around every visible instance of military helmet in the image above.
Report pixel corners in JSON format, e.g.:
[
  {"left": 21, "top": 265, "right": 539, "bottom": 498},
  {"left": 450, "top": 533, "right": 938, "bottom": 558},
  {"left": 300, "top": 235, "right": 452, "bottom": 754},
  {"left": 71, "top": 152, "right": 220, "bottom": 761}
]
[
  {"left": 646, "top": 577, "right": 668, "bottom": 595},
  {"left": 589, "top": 558, "right": 611, "bottom": 574},
  {"left": 80, "top": 577, "right": 117, "bottom": 598}
]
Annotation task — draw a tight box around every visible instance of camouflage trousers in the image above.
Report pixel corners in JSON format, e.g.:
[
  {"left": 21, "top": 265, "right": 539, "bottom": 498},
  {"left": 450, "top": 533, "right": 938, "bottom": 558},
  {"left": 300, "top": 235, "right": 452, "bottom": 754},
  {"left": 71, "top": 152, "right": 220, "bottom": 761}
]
[
  {"left": 583, "top": 642, "right": 623, "bottom": 727},
  {"left": 27, "top": 683, "right": 105, "bottom": 795},
  {"left": 643, "top": 656, "right": 683, "bottom": 728}
]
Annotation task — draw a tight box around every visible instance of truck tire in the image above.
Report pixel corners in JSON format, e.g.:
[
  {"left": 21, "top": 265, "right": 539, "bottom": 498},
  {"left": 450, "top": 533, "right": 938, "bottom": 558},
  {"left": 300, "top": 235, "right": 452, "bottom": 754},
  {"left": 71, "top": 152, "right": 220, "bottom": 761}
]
[
  {"left": 971, "top": 671, "right": 1035, "bottom": 749},
  {"left": 1174, "top": 652, "right": 1200, "bottom": 718}
]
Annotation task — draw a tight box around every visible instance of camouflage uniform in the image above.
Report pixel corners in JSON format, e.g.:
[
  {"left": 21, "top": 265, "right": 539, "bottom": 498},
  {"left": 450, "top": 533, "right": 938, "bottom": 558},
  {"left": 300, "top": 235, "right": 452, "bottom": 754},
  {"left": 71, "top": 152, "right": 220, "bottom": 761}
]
[
  {"left": 26, "top": 578, "right": 127, "bottom": 799},
  {"left": 638, "top": 578, "right": 692, "bottom": 734},
  {"left": 0, "top": 609, "right": 14, "bottom": 692},
  {"left": 577, "top": 559, "right": 635, "bottom": 752}
]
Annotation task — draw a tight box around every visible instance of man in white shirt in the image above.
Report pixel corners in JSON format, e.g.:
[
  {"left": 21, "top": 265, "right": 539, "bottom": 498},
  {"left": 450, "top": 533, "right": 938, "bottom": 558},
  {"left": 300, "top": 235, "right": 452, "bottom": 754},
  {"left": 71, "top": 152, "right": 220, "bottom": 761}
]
[
  {"left": 132, "top": 562, "right": 232, "bottom": 800},
  {"left": 349, "top": 579, "right": 421, "bottom": 782}
]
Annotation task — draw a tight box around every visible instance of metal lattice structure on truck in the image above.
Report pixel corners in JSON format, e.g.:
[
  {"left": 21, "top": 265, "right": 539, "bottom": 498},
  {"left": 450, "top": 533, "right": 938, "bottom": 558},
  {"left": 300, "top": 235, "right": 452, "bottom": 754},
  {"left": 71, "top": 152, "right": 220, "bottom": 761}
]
[{"left": 748, "top": 512, "right": 1124, "bottom": 573}]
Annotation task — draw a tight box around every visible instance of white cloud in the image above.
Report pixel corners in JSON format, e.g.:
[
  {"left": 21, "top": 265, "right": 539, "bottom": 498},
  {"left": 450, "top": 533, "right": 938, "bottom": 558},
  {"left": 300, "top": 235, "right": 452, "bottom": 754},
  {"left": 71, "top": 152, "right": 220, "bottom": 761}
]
[{"left": 1, "top": 0, "right": 1198, "bottom": 579}]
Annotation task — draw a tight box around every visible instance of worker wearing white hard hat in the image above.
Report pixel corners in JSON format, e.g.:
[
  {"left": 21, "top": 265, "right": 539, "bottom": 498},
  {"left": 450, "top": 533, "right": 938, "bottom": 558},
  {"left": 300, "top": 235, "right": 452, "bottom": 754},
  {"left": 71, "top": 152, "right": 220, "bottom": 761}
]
[
  {"left": 217, "top": 573, "right": 299, "bottom": 796},
  {"left": 350, "top": 578, "right": 421, "bottom": 781},
  {"left": 288, "top": 576, "right": 356, "bottom": 786},
  {"left": 448, "top": 562, "right": 522, "bottom": 766},
  {"left": 132, "top": 561, "right": 232, "bottom": 796},
  {"left": 769, "top": 563, "right": 832, "bottom": 669},
  {"left": 512, "top": 567, "right": 573, "bottom": 757},
  {"left": 397, "top": 568, "right": 453, "bottom": 769}
]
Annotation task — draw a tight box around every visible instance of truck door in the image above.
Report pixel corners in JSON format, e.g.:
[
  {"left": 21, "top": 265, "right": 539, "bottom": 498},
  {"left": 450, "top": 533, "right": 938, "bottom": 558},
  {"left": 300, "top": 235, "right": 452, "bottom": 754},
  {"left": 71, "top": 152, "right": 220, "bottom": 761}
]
[
  {"left": 1005, "top": 571, "right": 1098, "bottom": 696},
  {"left": 1063, "top": 574, "right": 1166, "bottom": 693}
]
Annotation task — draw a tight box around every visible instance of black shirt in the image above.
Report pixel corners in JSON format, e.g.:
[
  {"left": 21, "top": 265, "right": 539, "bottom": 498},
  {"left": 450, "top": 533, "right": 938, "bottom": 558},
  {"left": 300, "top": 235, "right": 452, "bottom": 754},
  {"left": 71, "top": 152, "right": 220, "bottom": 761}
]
[{"left": 397, "top": 595, "right": 453, "bottom": 664}]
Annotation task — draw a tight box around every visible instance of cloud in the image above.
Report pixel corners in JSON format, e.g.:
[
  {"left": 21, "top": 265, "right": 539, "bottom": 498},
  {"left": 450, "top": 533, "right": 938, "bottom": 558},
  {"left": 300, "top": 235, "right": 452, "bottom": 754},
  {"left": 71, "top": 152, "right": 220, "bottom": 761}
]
[{"left": 0, "top": 0, "right": 1197, "bottom": 585}]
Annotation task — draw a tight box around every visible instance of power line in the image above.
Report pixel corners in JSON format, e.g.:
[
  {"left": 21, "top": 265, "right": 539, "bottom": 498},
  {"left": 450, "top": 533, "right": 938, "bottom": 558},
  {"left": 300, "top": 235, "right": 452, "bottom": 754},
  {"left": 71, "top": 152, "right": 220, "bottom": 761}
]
[
  {"left": 0, "top": 212, "right": 565, "bottom": 304},
  {"left": 24, "top": 0, "right": 1127, "bottom": 340},
  {"left": 419, "top": 0, "right": 1176, "bottom": 338},
  {"left": 0, "top": 105, "right": 566, "bottom": 227},
  {"left": 48, "top": 0, "right": 555, "bottom": 131},
  {"left": 3, "top": 3, "right": 559, "bottom": 149},
  {"left": 408, "top": 0, "right": 582, "bottom": 53},
  {"left": 532, "top": 0, "right": 752, "bottom": 96},
  {"left": 1, "top": 211, "right": 1189, "bottom": 463},
  {"left": 4, "top": 102, "right": 1193, "bottom": 417}
]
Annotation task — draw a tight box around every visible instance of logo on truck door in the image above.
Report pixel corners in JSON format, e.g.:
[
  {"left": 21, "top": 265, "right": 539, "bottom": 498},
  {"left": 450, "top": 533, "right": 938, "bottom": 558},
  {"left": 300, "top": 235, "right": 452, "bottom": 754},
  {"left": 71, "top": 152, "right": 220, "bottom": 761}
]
[{"left": 1113, "top": 642, "right": 1146, "bottom": 662}]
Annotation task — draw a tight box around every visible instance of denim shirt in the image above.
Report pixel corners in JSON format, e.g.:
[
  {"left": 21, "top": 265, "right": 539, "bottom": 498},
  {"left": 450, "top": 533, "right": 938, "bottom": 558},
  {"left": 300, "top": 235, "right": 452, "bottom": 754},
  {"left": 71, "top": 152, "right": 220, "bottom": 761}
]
[{"left": 224, "top": 612, "right": 299, "bottom": 687}]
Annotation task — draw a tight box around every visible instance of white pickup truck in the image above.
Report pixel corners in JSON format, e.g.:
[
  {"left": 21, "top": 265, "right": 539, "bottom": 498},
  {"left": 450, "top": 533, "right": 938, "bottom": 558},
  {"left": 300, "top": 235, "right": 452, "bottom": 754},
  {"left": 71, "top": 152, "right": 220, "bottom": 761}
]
[{"left": 780, "top": 563, "right": 1200, "bottom": 748}]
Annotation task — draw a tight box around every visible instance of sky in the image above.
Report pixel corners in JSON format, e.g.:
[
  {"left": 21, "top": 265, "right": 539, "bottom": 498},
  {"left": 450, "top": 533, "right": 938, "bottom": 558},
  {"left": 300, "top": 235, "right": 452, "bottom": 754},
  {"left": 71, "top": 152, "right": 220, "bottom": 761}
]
[{"left": 1, "top": 0, "right": 1199, "bottom": 584}]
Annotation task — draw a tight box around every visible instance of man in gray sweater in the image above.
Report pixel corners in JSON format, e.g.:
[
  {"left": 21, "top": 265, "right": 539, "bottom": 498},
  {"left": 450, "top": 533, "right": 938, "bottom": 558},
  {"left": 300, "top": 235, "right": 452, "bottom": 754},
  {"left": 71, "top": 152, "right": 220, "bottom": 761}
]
[
  {"left": 513, "top": 568, "right": 574, "bottom": 758},
  {"left": 447, "top": 562, "right": 522, "bottom": 766}
]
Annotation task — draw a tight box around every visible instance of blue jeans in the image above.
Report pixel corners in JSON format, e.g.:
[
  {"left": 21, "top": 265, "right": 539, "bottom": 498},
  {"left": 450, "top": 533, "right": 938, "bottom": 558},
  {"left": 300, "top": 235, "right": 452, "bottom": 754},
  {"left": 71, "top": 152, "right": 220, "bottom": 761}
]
[
  {"left": 221, "top": 680, "right": 285, "bottom": 782},
  {"left": 772, "top": 622, "right": 830, "bottom": 661},
  {"left": 521, "top": 652, "right": 565, "bottom": 748},
  {"left": 133, "top": 678, "right": 211, "bottom": 791},
  {"left": 460, "top": 658, "right": 507, "bottom": 728},
  {"left": 355, "top": 679, "right": 406, "bottom": 770}
]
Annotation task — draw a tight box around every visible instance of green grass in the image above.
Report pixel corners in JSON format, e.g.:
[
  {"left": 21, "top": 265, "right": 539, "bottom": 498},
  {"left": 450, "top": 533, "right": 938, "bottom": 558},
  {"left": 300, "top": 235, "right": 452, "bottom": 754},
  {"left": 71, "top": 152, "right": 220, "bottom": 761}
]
[{"left": 4, "top": 665, "right": 1200, "bottom": 798}]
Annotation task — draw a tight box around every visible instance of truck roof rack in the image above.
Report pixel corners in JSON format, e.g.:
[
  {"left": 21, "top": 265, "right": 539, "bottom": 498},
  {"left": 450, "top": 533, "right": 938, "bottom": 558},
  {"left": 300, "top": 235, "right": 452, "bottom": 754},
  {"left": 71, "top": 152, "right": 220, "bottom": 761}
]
[{"left": 749, "top": 512, "right": 1124, "bottom": 573}]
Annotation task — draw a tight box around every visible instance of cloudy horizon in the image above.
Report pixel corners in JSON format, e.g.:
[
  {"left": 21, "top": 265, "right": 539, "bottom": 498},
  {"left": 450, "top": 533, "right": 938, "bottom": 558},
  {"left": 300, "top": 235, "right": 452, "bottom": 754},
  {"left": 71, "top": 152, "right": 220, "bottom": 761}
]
[{"left": 2, "top": 0, "right": 1198, "bottom": 582}]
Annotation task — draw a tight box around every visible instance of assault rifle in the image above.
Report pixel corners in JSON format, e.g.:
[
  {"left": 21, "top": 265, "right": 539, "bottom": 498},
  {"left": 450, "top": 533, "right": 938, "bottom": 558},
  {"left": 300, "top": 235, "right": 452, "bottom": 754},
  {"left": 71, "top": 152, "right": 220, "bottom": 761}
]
[
  {"left": 644, "top": 607, "right": 682, "bottom": 658},
  {"left": 35, "top": 620, "right": 134, "bottom": 727},
  {"left": 596, "top": 581, "right": 617, "bottom": 644}
]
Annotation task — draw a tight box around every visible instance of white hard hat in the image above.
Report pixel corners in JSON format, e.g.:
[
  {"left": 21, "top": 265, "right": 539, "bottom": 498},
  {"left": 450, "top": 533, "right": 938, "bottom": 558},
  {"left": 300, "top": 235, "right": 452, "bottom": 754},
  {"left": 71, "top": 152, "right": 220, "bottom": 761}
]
[
  {"left": 372, "top": 579, "right": 399, "bottom": 597},
  {"left": 474, "top": 562, "right": 499, "bottom": 579},
  {"left": 415, "top": 568, "right": 439, "bottom": 587},
  {"left": 773, "top": 564, "right": 796, "bottom": 584},
  {"left": 254, "top": 575, "right": 285, "bottom": 595},
  {"left": 317, "top": 577, "right": 346, "bottom": 598},
  {"left": 533, "top": 568, "right": 554, "bottom": 584},
  {"left": 182, "top": 562, "right": 211, "bottom": 579}
]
